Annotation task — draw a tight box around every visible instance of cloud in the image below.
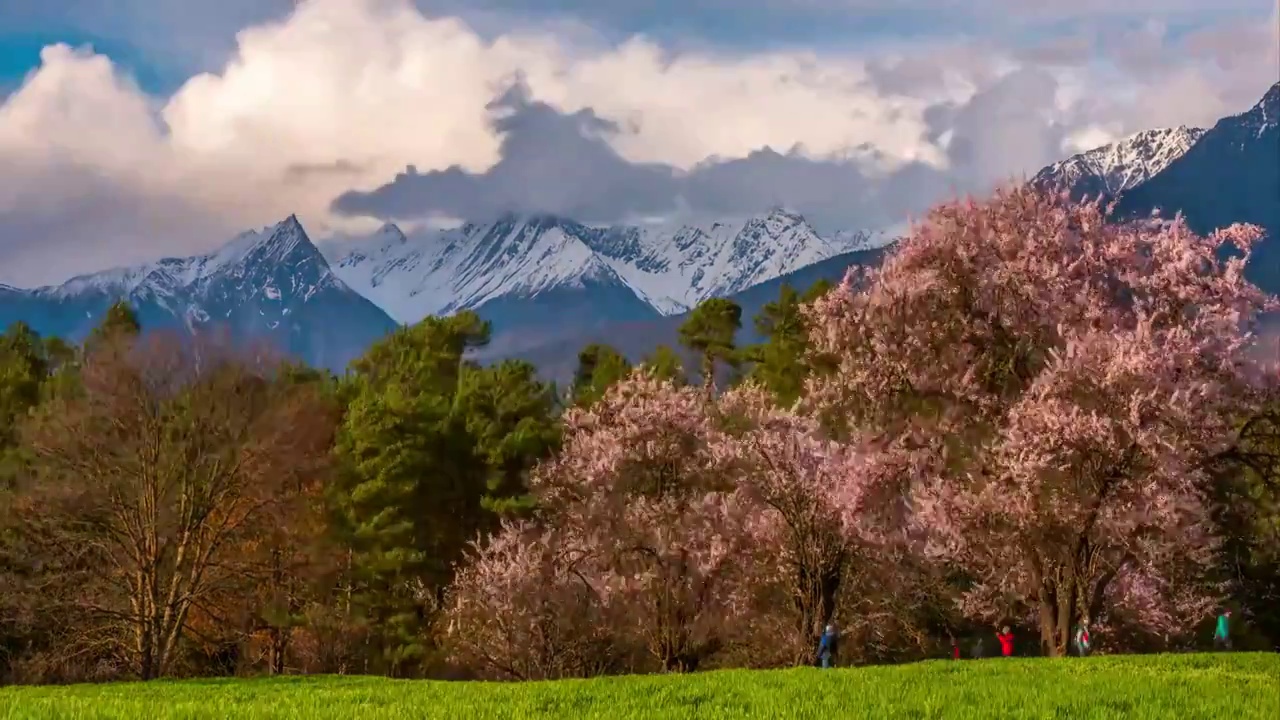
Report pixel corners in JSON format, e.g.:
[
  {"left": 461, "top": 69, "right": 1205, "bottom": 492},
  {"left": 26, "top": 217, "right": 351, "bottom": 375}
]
[
  {"left": 329, "top": 80, "right": 677, "bottom": 224},
  {"left": 333, "top": 79, "right": 949, "bottom": 230},
  {"left": 283, "top": 159, "right": 369, "bottom": 183},
  {"left": 0, "top": 0, "right": 1277, "bottom": 286}
]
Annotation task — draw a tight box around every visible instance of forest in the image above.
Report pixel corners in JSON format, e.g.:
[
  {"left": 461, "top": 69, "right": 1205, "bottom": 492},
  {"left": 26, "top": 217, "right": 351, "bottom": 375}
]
[{"left": 0, "top": 187, "right": 1277, "bottom": 684}]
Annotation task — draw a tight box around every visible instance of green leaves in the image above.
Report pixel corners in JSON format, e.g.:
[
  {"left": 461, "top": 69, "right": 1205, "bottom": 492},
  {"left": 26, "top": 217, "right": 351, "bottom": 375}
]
[
  {"left": 678, "top": 297, "right": 742, "bottom": 389},
  {"left": 331, "top": 311, "right": 559, "bottom": 673},
  {"left": 740, "top": 279, "right": 832, "bottom": 407},
  {"left": 571, "top": 344, "right": 632, "bottom": 408}
]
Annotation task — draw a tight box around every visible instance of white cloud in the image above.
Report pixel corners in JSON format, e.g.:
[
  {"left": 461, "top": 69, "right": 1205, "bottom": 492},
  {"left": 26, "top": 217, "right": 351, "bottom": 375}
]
[{"left": 0, "top": 0, "right": 1276, "bottom": 286}]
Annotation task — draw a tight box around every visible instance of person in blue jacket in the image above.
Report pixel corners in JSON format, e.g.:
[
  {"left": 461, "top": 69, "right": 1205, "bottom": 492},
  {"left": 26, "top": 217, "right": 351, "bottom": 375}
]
[
  {"left": 1214, "top": 610, "right": 1232, "bottom": 651},
  {"left": 817, "top": 624, "right": 840, "bottom": 668}
]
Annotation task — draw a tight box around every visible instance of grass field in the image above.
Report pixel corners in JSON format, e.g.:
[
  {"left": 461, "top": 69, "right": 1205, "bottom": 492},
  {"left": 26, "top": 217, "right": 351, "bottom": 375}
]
[{"left": 1, "top": 653, "right": 1277, "bottom": 719}]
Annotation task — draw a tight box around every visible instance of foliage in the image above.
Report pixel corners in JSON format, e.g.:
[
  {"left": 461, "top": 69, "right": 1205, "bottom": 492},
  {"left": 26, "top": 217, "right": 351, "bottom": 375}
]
[
  {"left": 571, "top": 343, "right": 632, "bottom": 408},
  {"left": 640, "top": 345, "right": 685, "bottom": 385},
  {"left": 716, "top": 384, "right": 921, "bottom": 664},
  {"left": 446, "top": 374, "right": 754, "bottom": 676},
  {"left": 678, "top": 298, "right": 742, "bottom": 389},
  {"left": 743, "top": 280, "right": 831, "bottom": 406},
  {"left": 5, "top": 188, "right": 1280, "bottom": 683},
  {"left": 804, "top": 187, "right": 1273, "bottom": 655},
  {"left": 11, "top": 332, "right": 336, "bottom": 680},
  {"left": 331, "top": 312, "right": 559, "bottom": 674}
]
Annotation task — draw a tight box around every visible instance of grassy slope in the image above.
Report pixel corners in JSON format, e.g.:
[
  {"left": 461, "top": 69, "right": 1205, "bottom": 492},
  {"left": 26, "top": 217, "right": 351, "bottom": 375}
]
[{"left": 0, "top": 653, "right": 1276, "bottom": 719}]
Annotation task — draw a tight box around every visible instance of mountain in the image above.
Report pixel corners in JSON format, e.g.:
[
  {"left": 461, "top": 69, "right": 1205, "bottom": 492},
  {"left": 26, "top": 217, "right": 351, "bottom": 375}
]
[
  {"left": 501, "top": 246, "right": 889, "bottom": 383},
  {"left": 0, "top": 216, "right": 398, "bottom": 370},
  {"left": 1031, "top": 126, "right": 1207, "bottom": 200},
  {"left": 320, "top": 209, "right": 884, "bottom": 354},
  {"left": 1115, "top": 82, "right": 1280, "bottom": 289}
]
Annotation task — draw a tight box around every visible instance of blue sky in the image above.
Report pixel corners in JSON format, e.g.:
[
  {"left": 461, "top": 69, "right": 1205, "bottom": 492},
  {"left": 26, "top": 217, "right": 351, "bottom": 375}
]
[
  {"left": 0, "top": 0, "right": 1275, "bottom": 286},
  {"left": 0, "top": 0, "right": 976, "bottom": 95},
  {"left": 4, "top": 0, "right": 1266, "bottom": 93}
]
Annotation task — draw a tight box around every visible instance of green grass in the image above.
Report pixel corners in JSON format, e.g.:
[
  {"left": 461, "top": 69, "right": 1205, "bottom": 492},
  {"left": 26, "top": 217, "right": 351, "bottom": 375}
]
[{"left": 1, "top": 653, "right": 1277, "bottom": 719}]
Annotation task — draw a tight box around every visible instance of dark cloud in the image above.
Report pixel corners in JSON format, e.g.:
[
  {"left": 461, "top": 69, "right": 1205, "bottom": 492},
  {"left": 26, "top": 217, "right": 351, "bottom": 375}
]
[
  {"left": 935, "top": 66, "right": 1068, "bottom": 185},
  {"left": 332, "top": 79, "right": 680, "bottom": 224},
  {"left": 331, "top": 79, "right": 959, "bottom": 231}
]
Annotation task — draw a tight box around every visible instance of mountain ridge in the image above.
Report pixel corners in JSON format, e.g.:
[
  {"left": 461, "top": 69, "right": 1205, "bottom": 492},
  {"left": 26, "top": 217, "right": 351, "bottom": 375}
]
[
  {"left": 1030, "top": 126, "right": 1207, "bottom": 200},
  {"left": 3, "top": 82, "right": 1275, "bottom": 377},
  {"left": 1115, "top": 81, "right": 1280, "bottom": 288},
  {"left": 319, "top": 208, "right": 884, "bottom": 324},
  {"left": 0, "top": 216, "right": 398, "bottom": 371}
]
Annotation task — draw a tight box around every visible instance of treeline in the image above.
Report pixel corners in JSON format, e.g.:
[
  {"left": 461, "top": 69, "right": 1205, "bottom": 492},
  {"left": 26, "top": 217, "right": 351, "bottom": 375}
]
[{"left": 1, "top": 188, "right": 1278, "bottom": 684}]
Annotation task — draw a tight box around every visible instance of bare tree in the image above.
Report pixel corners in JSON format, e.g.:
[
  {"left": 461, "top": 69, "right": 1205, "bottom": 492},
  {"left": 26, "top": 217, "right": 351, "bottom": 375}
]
[{"left": 16, "top": 332, "right": 335, "bottom": 680}]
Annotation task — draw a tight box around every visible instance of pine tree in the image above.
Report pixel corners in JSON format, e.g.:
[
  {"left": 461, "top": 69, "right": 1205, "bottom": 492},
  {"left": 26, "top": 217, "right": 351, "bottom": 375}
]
[
  {"left": 744, "top": 279, "right": 832, "bottom": 406},
  {"left": 678, "top": 298, "right": 742, "bottom": 390},
  {"left": 641, "top": 344, "right": 686, "bottom": 385},
  {"left": 570, "top": 343, "right": 631, "bottom": 407}
]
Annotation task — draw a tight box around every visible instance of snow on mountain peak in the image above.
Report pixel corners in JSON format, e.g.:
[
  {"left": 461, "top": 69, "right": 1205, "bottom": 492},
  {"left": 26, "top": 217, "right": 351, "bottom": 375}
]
[
  {"left": 1242, "top": 81, "right": 1279, "bottom": 137},
  {"left": 322, "top": 209, "right": 874, "bottom": 324},
  {"left": 31, "top": 215, "right": 337, "bottom": 314},
  {"left": 1033, "top": 126, "right": 1207, "bottom": 197}
]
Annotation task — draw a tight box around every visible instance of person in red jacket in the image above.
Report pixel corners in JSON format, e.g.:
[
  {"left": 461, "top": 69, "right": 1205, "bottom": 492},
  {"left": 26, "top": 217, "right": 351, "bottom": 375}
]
[{"left": 996, "top": 626, "right": 1015, "bottom": 657}]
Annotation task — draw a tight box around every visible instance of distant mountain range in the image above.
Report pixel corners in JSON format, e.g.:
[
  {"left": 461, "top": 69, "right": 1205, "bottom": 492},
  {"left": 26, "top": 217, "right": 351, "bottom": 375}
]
[
  {"left": 1, "top": 82, "right": 1276, "bottom": 379},
  {"left": 319, "top": 209, "right": 895, "bottom": 357},
  {"left": 0, "top": 217, "right": 396, "bottom": 371}
]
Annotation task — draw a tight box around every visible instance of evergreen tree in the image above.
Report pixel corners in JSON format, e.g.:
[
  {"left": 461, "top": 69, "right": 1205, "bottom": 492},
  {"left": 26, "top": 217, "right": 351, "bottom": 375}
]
[
  {"left": 455, "top": 359, "right": 560, "bottom": 516},
  {"left": 641, "top": 344, "right": 685, "bottom": 385},
  {"left": 744, "top": 279, "right": 832, "bottom": 406},
  {"left": 0, "top": 323, "right": 48, "bottom": 488},
  {"left": 570, "top": 343, "right": 631, "bottom": 407},
  {"left": 678, "top": 298, "right": 742, "bottom": 390},
  {"left": 331, "top": 311, "right": 558, "bottom": 673},
  {"left": 85, "top": 300, "right": 141, "bottom": 350}
]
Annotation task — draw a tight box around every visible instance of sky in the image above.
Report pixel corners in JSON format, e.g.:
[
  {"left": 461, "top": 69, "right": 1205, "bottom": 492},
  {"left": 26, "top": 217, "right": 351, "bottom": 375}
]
[{"left": 0, "top": 0, "right": 1276, "bottom": 286}]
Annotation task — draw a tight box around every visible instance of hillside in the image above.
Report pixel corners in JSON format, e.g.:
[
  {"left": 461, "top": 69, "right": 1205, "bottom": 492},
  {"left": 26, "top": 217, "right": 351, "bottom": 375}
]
[
  {"left": 1116, "top": 82, "right": 1280, "bottom": 290},
  {"left": 500, "top": 246, "right": 887, "bottom": 382}
]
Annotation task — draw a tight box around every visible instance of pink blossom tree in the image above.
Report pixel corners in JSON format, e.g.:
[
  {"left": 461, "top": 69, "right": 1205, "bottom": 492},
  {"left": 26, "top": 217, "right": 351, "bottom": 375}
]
[
  {"left": 804, "top": 187, "right": 1274, "bottom": 655},
  {"left": 717, "top": 385, "right": 911, "bottom": 663},
  {"left": 526, "top": 371, "right": 755, "bottom": 672},
  {"left": 441, "top": 521, "right": 618, "bottom": 680}
]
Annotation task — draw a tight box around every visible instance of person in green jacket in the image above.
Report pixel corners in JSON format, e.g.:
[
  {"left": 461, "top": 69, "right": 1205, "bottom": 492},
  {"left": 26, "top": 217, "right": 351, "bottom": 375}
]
[{"left": 1214, "top": 610, "right": 1232, "bottom": 651}]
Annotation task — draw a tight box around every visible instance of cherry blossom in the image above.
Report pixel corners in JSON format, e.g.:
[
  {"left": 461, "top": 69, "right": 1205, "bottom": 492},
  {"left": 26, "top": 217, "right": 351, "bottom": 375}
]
[{"left": 805, "top": 187, "right": 1273, "bottom": 655}]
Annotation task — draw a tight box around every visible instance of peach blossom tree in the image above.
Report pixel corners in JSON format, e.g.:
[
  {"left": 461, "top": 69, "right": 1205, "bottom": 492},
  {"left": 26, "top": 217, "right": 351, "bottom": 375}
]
[{"left": 804, "top": 187, "right": 1274, "bottom": 655}]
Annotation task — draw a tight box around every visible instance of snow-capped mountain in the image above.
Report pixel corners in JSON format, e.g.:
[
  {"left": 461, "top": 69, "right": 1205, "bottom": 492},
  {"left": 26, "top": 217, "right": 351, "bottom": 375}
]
[
  {"left": 321, "top": 208, "right": 879, "bottom": 324},
  {"left": 5, "top": 82, "right": 1274, "bottom": 377},
  {"left": 1031, "top": 126, "right": 1207, "bottom": 200},
  {"left": 1115, "top": 81, "right": 1280, "bottom": 290},
  {"left": 0, "top": 216, "right": 397, "bottom": 370}
]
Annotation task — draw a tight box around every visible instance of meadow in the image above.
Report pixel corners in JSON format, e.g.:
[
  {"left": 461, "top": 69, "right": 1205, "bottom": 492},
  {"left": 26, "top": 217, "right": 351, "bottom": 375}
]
[{"left": 1, "top": 653, "right": 1276, "bottom": 720}]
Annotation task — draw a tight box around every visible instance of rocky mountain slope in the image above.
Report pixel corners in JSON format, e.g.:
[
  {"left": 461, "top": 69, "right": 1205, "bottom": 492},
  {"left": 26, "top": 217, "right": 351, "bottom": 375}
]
[
  {"left": 0, "top": 217, "right": 398, "bottom": 371},
  {"left": 319, "top": 209, "right": 886, "bottom": 354},
  {"left": 1031, "top": 126, "right": 1207, "bottom": 200},
  {"left": 1116, "top": 81, "right": 1280, "bottom": 289}
]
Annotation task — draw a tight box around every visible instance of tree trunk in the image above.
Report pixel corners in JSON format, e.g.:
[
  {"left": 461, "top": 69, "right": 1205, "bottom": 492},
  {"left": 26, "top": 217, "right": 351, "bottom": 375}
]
[{"left": 1038, "top": 588, "right": 1062, "bottom": 657}]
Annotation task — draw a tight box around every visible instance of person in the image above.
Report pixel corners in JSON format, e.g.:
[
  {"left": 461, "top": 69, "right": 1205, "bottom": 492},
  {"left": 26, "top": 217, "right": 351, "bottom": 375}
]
[
  {"left": 817, "top": 623, "right": 840, "bottom": 668},
  {"left": 1074, "top": 622, "right": 1092, "bottom": 657},
  {"left": 1214, "top": 610, "right": 1232, "bottom": 651},
  {"left": 971, "top": 637, "right": 985, "bottom": 659},
  {"left": 996, "top": 626, "right": 1015, "bottom": 657}
]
